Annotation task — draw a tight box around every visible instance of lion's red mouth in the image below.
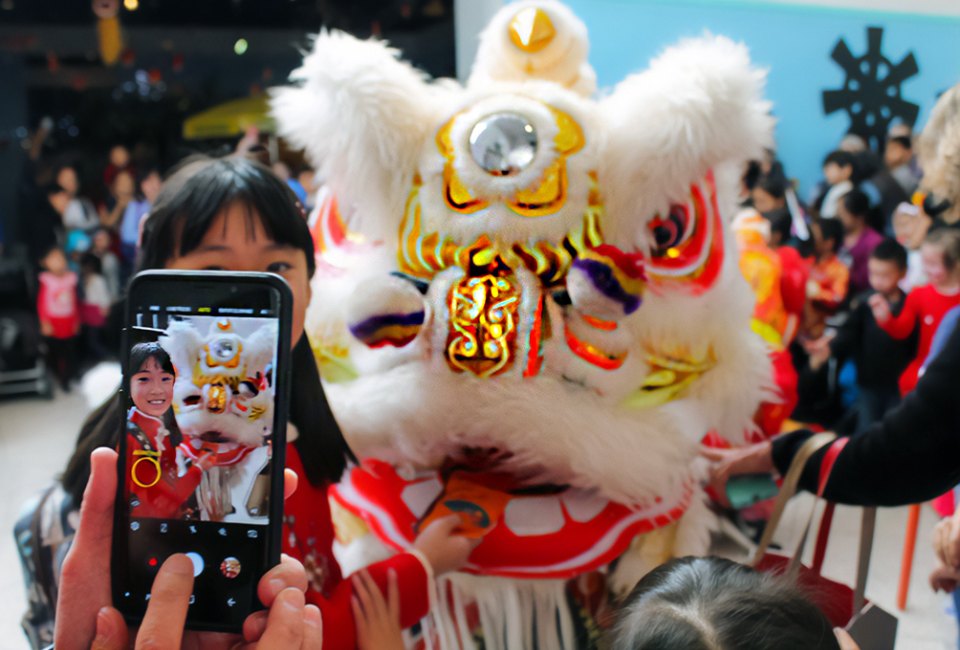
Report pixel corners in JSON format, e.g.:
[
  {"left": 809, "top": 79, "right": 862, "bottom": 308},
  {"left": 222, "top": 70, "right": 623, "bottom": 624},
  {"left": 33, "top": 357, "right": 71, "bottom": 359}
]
[
  {"left": 331, "top": 458, "right": 694, "bottom": 579},
  {"left": 199, "top": 430, "right": 232, "bottom": 444}
]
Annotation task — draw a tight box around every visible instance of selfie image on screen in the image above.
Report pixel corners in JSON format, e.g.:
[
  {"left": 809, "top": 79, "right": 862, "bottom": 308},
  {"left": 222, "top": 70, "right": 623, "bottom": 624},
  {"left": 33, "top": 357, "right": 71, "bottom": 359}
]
[{"left": 124, "top": 315, "right": 278, "bottom": 525}]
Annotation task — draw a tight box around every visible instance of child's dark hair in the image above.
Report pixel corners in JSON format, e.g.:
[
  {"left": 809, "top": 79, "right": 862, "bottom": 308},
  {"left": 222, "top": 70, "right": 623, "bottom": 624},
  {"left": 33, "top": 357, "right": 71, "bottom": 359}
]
[
  {"left": 136, "top": 165, "right": 161, "bottom": 192},
  {"left": 39, "top": 244, "right": 65, "bottom": 264},
  {"left": 755, "top": 174, "right": 787, "bottom": 202},
  {"left": 841, "top": 189, "right": 871, "bottom": 219},
  {"left": 41, "top": 182, "right": 67, "bottom": 198},
  {"left": 762, "top": 207, "right": 792, "bottom": 246},
  {"left": 924, "top": 228, "right": 960, "bottom": 273},
  {"left": 611, "top": 557, "right": 841, "bottom": 650},
  {"left": 817, "top": 218, "right": 844, "bottom": 254},
  {"left": 126, "top": 341, "right": 183, "bottom": 446},
  {"left": 127, "top": 342, "right": 174, "bottom": 385},
  {"left": 139, "top": 156, "right": 315, "bottom": 277},
  {"left": 887, "top": 135, "right": 912, "bottom": 151},
  {"left": 823, "top": 150, "right": 855, "bottom": 171},
  {"left": 870, "top": 238, "right": 908, "bottom": 271},
  {"left": 62, "top": 156, "right": 353, "bottom": 503},
  {"left": 80, "top": 252, "right": 102, "bottom": 275}
]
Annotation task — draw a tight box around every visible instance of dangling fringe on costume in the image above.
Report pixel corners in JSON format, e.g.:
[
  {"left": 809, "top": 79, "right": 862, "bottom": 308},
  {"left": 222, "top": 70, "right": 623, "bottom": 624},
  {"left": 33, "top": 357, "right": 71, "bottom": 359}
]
[{"left": 418, "top": 573, "right": 577, "bottom": 650}]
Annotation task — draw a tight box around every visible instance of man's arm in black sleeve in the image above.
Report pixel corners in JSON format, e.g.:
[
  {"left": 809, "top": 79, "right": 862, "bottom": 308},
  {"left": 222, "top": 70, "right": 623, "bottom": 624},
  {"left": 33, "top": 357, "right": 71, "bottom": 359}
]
[{"left": 772, "top": 319, "right": 960, "bottom": 506}]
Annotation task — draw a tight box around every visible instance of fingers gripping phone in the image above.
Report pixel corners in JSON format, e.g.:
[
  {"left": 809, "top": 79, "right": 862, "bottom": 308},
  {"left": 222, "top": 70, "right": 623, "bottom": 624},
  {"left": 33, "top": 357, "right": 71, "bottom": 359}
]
[{"left": 112, "top": 271, "right": 292, "bottom": 631}]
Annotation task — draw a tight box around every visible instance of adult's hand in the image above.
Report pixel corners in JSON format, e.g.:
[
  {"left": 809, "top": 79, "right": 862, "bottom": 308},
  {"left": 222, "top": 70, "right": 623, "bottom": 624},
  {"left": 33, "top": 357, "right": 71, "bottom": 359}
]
[
  {"left": 929, "top": 563, "right": 960, "bottom": 594},
  {"left": 701, "top": 440, "right": 775, "bottom": 485},
  {"left": 834, "top": 628, "right": 862, "bottom": 650},
  {"left": 91, "top": 555, "right": 322, "bottom": 650},
  {"left": 56, "top": 448, "right": 115, "bottom": 649},
  {"left": 55, "top": 447, "right": 300, "bottom": 650},
  {"left": 933, "top": 509, "right": 960, "bottom": 571}
]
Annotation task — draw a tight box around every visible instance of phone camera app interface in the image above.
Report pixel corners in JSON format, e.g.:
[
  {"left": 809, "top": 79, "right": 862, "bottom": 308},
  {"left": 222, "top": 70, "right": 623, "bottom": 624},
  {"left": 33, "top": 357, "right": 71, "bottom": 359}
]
[{"left": 120, "top": 288, "right": 280, "bottom": 625}]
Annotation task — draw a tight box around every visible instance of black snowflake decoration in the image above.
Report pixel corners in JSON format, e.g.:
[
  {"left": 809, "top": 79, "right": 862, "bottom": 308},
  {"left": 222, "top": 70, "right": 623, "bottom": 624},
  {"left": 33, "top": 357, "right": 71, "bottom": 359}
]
[{"left": 822, "top": 26, "right": 920, "bottom": 151}]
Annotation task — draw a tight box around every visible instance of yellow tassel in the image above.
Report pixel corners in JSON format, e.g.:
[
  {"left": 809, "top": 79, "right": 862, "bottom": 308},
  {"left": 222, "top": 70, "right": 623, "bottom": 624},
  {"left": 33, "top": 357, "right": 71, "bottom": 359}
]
[{"left": 97, "top": 16, "right": 123, "bottom": 66}]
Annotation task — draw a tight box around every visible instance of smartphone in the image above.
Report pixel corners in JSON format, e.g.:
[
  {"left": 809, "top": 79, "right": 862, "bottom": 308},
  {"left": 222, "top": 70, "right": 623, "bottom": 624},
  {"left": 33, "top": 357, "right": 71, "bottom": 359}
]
[
  {"left": 725, "top": 473, "right": 779, "bottom": 510},
  {"left": 112, "top": 270, "right": 292, "bottom": 632}
]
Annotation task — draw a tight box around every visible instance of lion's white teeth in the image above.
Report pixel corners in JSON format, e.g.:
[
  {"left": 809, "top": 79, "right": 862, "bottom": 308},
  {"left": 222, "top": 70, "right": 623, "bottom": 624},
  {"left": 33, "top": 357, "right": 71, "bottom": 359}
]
[
  {"left": 504, "top": 496, "right": 564, "bottom": 536},
  {"left": 561, "top": 492, "right": 608, "bottom": 523}
]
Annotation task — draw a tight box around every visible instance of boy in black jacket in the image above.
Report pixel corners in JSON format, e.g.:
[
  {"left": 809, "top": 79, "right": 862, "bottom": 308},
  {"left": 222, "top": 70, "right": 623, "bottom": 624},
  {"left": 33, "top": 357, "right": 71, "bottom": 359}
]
[{"left": 807, "top": 238, "right": 916, "bottom": 433}]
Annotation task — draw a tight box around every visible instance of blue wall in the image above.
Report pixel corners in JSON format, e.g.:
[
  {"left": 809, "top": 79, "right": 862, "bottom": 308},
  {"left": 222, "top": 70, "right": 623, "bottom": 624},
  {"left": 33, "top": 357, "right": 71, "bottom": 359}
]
[{"left": 564, "top": 0, "right": 960, "bottom": 199}]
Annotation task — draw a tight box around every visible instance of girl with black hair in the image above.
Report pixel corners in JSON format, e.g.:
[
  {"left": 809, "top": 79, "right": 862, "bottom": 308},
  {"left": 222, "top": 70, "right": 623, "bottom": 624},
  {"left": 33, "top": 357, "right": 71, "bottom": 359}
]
[
  {"left": 610, "top": 556, "right": 852, "bottom": 650},
  {"left": 54, "top": 156, "right": 475, "bottom": 649},
  {"left": 123, "top": 341, "right": 209, "bottom": 519}
]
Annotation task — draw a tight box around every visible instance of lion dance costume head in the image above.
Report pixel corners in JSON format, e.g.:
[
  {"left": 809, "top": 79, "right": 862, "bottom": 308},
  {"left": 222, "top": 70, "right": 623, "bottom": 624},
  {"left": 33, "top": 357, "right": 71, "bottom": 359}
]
[
  {"left": 273, "top": 1, "right": 775, "bottom": 646},
  {"left": 161, "top": 318, "right": 277, "bottom": 520}
]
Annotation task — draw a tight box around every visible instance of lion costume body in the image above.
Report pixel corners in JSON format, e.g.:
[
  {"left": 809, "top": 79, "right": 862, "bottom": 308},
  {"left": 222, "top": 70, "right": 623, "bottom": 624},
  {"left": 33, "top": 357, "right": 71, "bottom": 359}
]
[{"left": 273, "top": 2, "right": 775, "bottom": 646}]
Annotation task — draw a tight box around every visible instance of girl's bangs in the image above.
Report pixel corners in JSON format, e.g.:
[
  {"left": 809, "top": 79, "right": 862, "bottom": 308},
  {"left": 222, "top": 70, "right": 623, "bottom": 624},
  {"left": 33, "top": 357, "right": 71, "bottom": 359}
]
[{"left": 153, "top": 158, "right": 314, "bottom": 274}]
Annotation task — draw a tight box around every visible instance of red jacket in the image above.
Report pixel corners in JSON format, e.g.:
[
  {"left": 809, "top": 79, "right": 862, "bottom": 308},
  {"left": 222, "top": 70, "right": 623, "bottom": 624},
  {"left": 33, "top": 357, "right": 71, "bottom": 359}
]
[
  {"left": 124, "top": 408, "right": 202, "bottom": 519},
  {"left": 877, "top": 284, "right": 960, "bottom": 394},
  {"left": 283, "top": 444, "right": 432, "bottom": 649},
  {"left": 37, "top": 271, "right": 79, "bottom": 339}
]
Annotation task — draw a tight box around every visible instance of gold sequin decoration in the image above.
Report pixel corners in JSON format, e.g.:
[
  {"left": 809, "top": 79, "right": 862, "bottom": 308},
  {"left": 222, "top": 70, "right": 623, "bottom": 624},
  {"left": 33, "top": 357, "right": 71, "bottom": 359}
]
[
  {"left": 622, "top": 343, "right": 717, "bottom": 409},
  {"left": 397, "top": 174, "right": 604, "bottom": 286},
  {"left": 207, "top": 382, "right": 227, "bottom": 414},
  {"left": 446, "top": 260, "right": 521, "bottom": 378}
]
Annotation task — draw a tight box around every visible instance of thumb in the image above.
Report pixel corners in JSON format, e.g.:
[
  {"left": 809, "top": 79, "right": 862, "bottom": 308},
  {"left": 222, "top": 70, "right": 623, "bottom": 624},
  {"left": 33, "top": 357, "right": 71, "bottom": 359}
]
[{"left": 91, "top": 607, "right": 129, "bottom": 650}]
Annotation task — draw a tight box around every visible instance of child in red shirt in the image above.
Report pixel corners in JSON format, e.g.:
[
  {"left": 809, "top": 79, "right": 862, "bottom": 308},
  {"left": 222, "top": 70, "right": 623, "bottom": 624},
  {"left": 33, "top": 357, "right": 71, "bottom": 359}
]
[
  {"left": 37, "top": 246, "right": 80, "bottom": 390},
  {"left": 803, "top": 219, "right": 850, "bottom": 340},
  {"left": 123, "top": 342, "right": 211, "bottom": 519},
  {"left": 871, "top": 228, "right": 960, "bottom": 394}
]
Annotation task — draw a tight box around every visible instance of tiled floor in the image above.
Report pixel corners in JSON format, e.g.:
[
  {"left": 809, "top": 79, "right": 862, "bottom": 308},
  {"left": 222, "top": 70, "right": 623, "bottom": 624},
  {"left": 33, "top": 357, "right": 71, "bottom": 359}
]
[{"left": 0, "top": 390, "right": 955, "bottom": 649}]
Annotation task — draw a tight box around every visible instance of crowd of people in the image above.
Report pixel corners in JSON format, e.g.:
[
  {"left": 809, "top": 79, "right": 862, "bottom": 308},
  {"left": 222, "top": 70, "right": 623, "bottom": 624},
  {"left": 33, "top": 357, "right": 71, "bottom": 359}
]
[
  {"left": 738, "top": 124, "right": 959, "bottom": 445},
  {"left": 4, "top": 96, "right": 959, "bottom": 647},
  {"left": 13, "top": 121, "right": 162, "bottom": 391},
  {"left": 9, "top": 123, "right": 317, "bottom": 393}
]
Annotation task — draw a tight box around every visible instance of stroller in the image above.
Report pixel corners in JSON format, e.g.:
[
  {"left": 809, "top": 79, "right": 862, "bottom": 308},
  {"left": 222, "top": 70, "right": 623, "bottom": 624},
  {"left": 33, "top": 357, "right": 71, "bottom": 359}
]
[{"left": 0, "top": 247, "right": 52, "bottom": 397}]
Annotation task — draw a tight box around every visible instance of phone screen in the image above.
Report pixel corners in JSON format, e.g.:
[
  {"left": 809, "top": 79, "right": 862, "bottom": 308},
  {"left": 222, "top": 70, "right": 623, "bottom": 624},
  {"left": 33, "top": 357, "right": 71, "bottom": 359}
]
[{"left": 113, "top": 272, "right": 290, "bottom": 631}]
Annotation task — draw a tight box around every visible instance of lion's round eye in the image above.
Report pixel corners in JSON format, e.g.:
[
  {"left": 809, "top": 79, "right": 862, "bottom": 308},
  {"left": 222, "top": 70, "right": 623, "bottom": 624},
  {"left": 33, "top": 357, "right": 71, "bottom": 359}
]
[
  {"left": 210, "top": 337, "right": 237, "bottom": 363},
  {"left": 469, "top": 112, "right": 538, "bottom": 177},
  {"left": 649, "top": 204, "right": 690, "bottom": 257}
]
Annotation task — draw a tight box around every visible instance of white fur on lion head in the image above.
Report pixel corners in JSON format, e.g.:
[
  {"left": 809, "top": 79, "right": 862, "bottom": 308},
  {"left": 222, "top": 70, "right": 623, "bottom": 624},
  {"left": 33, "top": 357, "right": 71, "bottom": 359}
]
[
  {"left": 160, "top": 319, "right": 277, "bottom": 449},
  {"left": 272, "top": 2, "right": 774, "bottom": 506},
  {"left": 469, "top": 0, "right": 596, "bottom": 96}
]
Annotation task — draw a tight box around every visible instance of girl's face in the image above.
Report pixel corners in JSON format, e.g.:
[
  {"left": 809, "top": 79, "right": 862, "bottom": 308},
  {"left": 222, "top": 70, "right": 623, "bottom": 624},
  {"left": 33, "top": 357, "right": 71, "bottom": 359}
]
[
  {"left": 165, "top": 203, "right": 311, "bottom": 343},
  {"left": 113, "top": 171, "right": 135, "bottom": 200},
  {"left": 751, "top": 187, "right": 783, "bottom": 215},
  {"left": 921, "top": 243, "right": 952, "bottom": 286},
  {"left": 837, "top": 202, "right": 859, "bottom": 234},
  {"left": 130, "top": 356, "right": 174, "bottom": 417},
  {"left": 57, "top": 167, "right": 79, "bottom": 196},
  {"left": 42, "top": 248, "right": 68, "bottom": 274}
]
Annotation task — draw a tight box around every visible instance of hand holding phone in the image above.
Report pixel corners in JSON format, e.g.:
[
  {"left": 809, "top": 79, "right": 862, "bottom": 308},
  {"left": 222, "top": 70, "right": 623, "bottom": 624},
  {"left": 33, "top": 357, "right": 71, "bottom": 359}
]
[
  {"left": 112, "top": 271, "right": 293, "bottom": 631},
  {"left": 55, "top": 448, "right": 313, "bottom": 649}
]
